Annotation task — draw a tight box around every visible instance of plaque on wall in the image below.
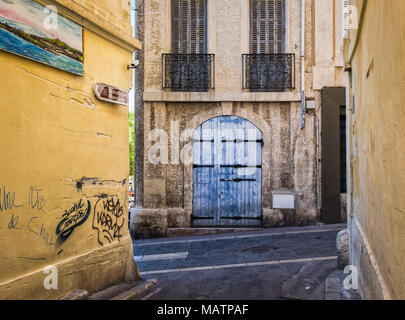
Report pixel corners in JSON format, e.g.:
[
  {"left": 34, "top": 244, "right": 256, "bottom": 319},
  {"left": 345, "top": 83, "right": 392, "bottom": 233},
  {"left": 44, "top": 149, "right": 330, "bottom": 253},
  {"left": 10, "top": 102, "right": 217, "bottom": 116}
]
[{"left": 93, "top": 83, "right": 129, "bottom": 106}]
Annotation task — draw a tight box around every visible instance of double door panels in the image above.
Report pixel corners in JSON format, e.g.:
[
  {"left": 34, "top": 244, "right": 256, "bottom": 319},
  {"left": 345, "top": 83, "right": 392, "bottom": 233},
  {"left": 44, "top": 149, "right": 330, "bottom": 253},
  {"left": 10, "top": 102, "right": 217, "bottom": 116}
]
[{"left": 193, "top": 117, "right": 263, "bottom": 227}]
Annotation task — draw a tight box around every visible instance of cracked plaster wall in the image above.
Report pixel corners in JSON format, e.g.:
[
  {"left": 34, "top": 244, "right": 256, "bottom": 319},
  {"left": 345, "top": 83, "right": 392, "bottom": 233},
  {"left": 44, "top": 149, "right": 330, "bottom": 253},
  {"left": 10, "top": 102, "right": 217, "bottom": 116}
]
[{"left": 0, "top": 2, "right": 139, "bottom": 299}]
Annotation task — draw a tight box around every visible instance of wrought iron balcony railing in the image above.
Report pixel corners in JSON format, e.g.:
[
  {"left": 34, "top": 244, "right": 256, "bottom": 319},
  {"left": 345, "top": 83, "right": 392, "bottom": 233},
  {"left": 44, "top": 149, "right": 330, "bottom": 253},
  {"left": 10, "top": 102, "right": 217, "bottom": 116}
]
[
  {"left": 243, "top": 54, "right": 295, "bottom": 92},
  {"left": 162, "top": 54, "right": 215, "bottom": 92}
]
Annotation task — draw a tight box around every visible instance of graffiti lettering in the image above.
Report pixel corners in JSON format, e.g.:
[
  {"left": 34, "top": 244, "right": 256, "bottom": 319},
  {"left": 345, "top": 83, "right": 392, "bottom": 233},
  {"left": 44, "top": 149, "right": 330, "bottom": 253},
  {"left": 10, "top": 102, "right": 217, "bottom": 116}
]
[
  {"left": 28, "top": 187, "right": 46, "bottom": 212},
  {"left": 8, "top": 213, "right": 22, "bottom": 230},
  {"left": 0, "top": 185, "right": 23, "bottom": 212},
  {"left": 93, "top": 197, "right": 125, "bottom": 246},
  {"left": 56, "top": 199, "right": 91, "bottom": 245},
  {"left": 28, "top": 216, "right": 56, "bottom": 249}
]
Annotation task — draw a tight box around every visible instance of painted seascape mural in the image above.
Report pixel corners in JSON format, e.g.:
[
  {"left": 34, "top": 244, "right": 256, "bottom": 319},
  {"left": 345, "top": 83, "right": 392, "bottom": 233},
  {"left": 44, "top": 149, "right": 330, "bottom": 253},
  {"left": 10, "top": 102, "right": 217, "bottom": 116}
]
[{"left": 0, "top": 0, "right": 83, "bottom": 75}]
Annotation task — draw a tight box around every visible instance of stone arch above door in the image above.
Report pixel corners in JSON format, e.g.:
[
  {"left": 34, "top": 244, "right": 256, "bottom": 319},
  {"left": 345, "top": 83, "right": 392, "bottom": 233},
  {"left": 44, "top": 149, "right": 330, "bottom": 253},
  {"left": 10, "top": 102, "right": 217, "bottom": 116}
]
[
  {"left": 192, "top": 116, "right": 263, "bottom": 227},
  {"left": 183, "top": 107, "right": 272, "bottom": 217}
]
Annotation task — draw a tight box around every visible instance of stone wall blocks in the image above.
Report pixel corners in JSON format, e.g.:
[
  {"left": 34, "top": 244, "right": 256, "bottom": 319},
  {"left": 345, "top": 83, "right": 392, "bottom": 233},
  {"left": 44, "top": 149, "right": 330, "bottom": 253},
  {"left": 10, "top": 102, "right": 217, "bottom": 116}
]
[{"left": 131, "top": 208, "right": 168, "bottom": 239}]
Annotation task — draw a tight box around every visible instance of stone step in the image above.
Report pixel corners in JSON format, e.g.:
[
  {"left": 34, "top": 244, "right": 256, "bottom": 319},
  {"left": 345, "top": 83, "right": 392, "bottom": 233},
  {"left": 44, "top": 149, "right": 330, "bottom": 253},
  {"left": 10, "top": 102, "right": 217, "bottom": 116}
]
[
  {"left": 60, "top": 289, "right": 89, "bottom": 300},
  {"left": 167, "top": 227, "right": 263, "bottom": 238},
  {"left": 88, "top": 279, "right": 157, "bottom": 300},
  {"left": 280, "top": 259, "right": 337, "bottom": 300}
]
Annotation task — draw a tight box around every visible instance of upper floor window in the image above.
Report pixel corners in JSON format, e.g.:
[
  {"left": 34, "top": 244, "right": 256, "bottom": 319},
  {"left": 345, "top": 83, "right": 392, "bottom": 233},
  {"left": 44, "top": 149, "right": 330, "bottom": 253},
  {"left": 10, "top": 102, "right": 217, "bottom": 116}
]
[
  {"left": 172, "top": 0, "right": 207, "bottom": 54},
  {"left": 163, "top": 0, "right": 214, "bottom": 92},
  {"left": 243, "top": 0, "right": 294, "bottom": 92},
  {"left": 250, "top": 0, "right": 286, "bottom": 54}
]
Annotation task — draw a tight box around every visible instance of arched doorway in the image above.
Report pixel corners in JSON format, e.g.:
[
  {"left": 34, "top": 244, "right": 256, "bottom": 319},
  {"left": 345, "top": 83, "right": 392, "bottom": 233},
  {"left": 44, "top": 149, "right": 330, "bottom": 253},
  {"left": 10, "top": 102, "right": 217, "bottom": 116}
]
[{"left": 192, "top": 116, "right": 263, "bottom": 227}]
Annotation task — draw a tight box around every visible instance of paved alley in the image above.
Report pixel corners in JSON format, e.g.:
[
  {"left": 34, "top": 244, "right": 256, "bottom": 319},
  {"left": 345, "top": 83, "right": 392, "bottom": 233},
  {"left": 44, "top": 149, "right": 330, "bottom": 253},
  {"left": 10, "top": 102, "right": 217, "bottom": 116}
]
[{"left": 133, "top": 224, "right": 346, "bottom": 300}]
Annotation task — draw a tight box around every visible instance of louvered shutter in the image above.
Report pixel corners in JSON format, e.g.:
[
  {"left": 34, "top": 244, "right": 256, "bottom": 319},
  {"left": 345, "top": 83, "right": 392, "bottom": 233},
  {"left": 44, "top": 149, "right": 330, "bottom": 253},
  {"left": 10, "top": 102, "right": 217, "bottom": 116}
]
[
  {"left": 343, "top": 0, "right": 349, "bottom": 39},
  {"left": 250, "top": 0, "right": 285, "bottom": 54},
  {"left": 172, "top": 0, "right": 178, "bottom": 53},
  {"left": 195, "top": 0, "right": 207, "bottom": 53},
  {"left": 172, "top": 0, "right": 207, "bottom": 54},
  {"left": 275, "top": 0, "right": 284, "bottom": 53}
]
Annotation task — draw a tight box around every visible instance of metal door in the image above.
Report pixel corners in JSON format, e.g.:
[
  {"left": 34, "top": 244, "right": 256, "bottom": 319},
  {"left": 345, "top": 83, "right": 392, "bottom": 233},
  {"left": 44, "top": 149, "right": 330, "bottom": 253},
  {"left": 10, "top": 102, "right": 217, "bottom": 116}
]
[{"left": 193, "top": 116, "right": 262, "bottom": 227}]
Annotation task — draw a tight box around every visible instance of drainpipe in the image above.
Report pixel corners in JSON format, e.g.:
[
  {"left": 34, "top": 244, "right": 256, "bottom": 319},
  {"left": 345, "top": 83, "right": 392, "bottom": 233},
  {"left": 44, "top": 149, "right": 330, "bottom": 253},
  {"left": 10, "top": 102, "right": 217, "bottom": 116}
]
[
  {"left": 345, "top": 71, "right": 351, "bottom": 224},
  {"left": 132, "top": 0, "right": 137, "bottom": 185},
  {"left": 300, "top": 0, "right": 306, "bottom": 129},
  {"left": 134, "top": 0, "right": 144, "bottom": 210}
]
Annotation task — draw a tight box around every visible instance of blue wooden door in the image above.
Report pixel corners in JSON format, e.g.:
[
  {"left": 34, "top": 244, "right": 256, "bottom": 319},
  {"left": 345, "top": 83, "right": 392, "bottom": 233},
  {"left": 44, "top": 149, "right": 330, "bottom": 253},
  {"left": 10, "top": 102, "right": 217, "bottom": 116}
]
[{"left": 193, "top": 116, "right": 262, "bottom": 227}]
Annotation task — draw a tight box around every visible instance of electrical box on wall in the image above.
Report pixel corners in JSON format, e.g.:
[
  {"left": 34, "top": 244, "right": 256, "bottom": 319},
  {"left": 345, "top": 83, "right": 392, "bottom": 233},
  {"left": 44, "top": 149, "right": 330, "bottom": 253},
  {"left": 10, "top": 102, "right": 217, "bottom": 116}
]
[
  {"left": 272, "top": 190, "right": 295, "bottom": 209},
  {"left": 306, "top": 100, "right": 316, "bottom": 111}
]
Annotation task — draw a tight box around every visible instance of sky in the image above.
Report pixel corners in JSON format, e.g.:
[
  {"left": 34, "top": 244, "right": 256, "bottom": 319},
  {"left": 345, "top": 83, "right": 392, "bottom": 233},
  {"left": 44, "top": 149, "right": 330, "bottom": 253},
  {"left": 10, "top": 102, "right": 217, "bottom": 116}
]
[{"left": 0, "top": 0, "right": 83, "bottom": 51}]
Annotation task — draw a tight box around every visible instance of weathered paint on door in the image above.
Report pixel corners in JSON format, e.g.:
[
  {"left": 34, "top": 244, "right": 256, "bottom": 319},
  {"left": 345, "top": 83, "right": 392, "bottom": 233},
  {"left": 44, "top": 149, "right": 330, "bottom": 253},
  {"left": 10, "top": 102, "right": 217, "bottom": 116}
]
[{"left": 193, "top": 116, "right": 262, "bottom": 227}]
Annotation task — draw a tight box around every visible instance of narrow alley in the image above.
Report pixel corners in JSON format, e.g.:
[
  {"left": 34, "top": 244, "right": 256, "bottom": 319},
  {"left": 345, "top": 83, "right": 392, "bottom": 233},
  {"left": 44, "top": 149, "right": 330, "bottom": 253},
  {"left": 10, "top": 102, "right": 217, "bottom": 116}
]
[{"left": 2, "top": 0, "right": 405, "bottom": 305}]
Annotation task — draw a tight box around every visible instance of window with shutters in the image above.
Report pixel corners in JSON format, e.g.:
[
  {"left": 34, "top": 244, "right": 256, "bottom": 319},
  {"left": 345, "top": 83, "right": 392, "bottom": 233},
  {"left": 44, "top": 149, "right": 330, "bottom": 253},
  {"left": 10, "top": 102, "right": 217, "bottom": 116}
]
[
  {"left": 163, "top": 0, "right": 213, "bottom": 91},
  {"left": 171, "top": 0, "right": 207, "bottom": 54},
  {"left": 250, "top": 0, "right": 285, "bottom": 54},
  {"left": 243, "top": 0, "right": 294, "bottom": 91},
  {"left": 343, "top": 0, "right": 350, "bottom": 39}
]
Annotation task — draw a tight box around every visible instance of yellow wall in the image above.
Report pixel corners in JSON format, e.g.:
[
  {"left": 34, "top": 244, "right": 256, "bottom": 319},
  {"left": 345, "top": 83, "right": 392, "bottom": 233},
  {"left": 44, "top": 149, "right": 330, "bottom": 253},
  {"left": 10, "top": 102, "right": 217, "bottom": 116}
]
[
  {"left": 346, "top": 0, "right": 405, "bottom": 299},
  {"left": 0, "top": 1, "right": 140, "bottom": 299}
]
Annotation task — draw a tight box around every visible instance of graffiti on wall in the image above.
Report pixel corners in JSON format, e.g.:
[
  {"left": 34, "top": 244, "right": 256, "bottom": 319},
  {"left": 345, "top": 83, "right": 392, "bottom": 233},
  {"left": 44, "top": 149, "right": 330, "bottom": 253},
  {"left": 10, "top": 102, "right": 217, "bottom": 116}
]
[
  {"left": 0, "top": 185, "right": 57, "bottom": 250},
  {"left": 28, "top": 186, "right": 46, "bottom": 212},
  {"left": 0, "top": 185, "right": 23, "bottom": 213},
  {"left": 1, "top": 182, "right": 127, "bottom": 260},
  {"left": 92, "top": 196, "right": 125, "bottom": 246},
  {"left": 28, "top": 216, "right": 56, "bottom": 249},
  {"left": 56, "top": 199, "right": 91, "bottom": 245}
]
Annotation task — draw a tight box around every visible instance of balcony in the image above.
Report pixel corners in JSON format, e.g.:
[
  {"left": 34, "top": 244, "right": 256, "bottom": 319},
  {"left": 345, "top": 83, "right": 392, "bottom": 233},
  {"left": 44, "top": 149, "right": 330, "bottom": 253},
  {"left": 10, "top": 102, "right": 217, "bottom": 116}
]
[
  {"left": 162, "top": 54, "right": 215, "bottom": 92},
  {"left": 242, "top": 54, "right": 295, "bottom": 92}
]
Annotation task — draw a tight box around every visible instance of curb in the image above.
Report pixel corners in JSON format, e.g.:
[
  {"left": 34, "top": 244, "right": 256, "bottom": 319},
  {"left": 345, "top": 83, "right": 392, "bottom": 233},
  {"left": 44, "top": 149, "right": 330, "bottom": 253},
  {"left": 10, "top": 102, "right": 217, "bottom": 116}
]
[
  {"left": 88, "top": 279, "right": 158, "bottom": 300},
  {"left": 111, "top": 279, "right": 158, "bottom": 300}
]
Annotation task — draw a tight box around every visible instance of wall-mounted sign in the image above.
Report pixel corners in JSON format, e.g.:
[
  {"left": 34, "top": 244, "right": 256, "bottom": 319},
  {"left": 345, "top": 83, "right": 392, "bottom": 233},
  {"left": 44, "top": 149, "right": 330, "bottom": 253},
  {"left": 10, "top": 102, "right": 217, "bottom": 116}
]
[
  {"left": 0, "top": 0, "right": 84, "bottom": 75},
  {"left": 272, "top": 190, "right": 295, "bottom": 210},
  {"left": 93, "top": 83, "right": 129, "bottom": 106}
]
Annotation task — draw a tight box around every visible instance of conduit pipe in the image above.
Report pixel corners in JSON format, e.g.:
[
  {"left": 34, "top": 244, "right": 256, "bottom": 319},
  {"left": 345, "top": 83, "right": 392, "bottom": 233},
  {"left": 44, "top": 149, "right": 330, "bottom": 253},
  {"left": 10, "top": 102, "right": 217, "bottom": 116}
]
[{"left": 300, "top": 0, "right": 306, "bottom": 129}]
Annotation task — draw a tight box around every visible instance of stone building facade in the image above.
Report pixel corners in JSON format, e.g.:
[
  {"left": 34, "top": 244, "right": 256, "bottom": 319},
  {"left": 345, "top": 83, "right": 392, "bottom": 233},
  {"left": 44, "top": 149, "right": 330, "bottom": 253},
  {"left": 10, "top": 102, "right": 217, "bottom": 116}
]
[{"left": 132, "top": 0, "right": 346, "bottom": 238}]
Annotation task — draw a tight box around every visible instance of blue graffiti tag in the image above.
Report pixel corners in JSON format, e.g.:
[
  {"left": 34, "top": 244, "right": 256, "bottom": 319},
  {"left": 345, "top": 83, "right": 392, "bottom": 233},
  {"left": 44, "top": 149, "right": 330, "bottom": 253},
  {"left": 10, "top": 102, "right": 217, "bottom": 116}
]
[{"left": 56, "top": 199, "right": 91, "bottom": 245}]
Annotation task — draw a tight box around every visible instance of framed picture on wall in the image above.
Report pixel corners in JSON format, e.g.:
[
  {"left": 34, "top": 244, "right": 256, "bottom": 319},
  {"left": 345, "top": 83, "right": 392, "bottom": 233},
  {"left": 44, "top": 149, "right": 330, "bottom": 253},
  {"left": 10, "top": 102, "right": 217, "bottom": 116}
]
[{"left": 0, "top": 0, "right": 83, "bottom": 75}]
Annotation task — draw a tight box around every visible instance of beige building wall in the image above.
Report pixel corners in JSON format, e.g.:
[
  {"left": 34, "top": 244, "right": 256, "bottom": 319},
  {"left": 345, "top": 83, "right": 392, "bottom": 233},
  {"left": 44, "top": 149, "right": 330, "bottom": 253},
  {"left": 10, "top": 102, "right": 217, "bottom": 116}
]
[
  {"left": 313, "top": 0, "right": 345, "bottom": 90},
  {"left": 0, "top": 0, "right": 141, "bottom": 299},
  {"left": 312, "top": 0, "right": 346, "bottom": 221},
  {"left": 345, "top": 0, "right": 405, "bottom": 300},
  {"left": 134, "top": 0, "right": 346, "bottom": 238}
]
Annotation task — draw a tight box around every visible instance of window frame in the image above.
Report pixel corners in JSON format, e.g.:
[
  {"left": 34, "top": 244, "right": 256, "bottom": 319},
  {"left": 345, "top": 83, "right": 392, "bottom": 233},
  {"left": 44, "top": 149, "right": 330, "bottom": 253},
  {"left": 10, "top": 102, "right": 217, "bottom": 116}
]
[
  {"left": 171, "top": 0, "right": 208, "bottom": 54},
  {"left": 249, "top": 0, "right": 287, "bottom": 55}
]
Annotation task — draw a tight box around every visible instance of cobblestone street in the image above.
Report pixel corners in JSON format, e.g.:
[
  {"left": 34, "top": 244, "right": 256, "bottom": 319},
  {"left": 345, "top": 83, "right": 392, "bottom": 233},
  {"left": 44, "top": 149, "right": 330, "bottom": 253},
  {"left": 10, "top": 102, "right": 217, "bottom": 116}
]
[{"left": 133, "top": 224, "right": 346, "bottom": 300}]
